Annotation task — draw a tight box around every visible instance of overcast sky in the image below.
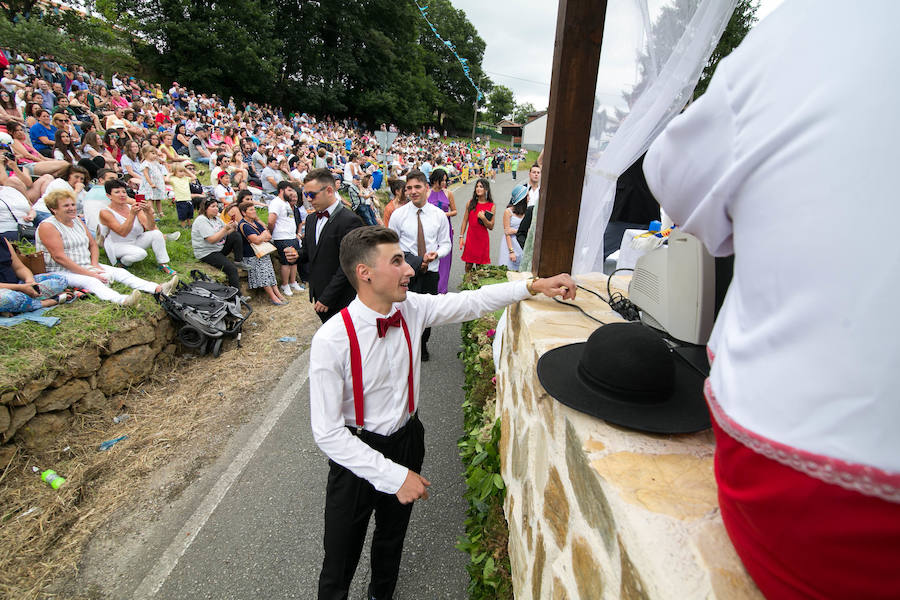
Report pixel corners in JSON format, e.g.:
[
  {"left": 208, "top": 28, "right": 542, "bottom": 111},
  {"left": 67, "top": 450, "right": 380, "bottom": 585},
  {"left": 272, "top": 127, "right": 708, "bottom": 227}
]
[{"left": 447, "top": 0, "right": 785, "bottom": 113}]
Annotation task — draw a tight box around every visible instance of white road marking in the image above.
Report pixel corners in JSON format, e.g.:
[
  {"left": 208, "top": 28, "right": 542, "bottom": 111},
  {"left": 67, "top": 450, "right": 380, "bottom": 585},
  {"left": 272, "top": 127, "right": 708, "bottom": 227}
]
[{"left": 133, "top": 349, "right": 311, "bottom": 599}]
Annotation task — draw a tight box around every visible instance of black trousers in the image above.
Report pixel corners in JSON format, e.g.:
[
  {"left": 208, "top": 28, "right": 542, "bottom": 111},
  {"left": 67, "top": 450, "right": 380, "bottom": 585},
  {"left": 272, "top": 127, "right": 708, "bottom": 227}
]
[
  {"left": 408, "top": 270, "right": 439, "bottom": 347},
  {"left": 318, "top": 415, "right": 426, "bottom": 600},
  {"left": 200, "top": 232, "right": 244, "bottom": 289}
]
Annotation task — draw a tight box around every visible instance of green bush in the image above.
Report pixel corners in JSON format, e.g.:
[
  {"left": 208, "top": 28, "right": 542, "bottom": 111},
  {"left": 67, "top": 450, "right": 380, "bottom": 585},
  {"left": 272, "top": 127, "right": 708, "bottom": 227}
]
[{"left": 456, "top": 265, "right": 513, "bottom": 599}]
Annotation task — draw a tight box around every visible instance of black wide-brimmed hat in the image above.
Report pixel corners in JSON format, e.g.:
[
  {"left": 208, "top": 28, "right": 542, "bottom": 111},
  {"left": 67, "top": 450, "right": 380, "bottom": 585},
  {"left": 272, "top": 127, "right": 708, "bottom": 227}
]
[{"left": 536, "top": 322, "right": 710, "bottom": 434}]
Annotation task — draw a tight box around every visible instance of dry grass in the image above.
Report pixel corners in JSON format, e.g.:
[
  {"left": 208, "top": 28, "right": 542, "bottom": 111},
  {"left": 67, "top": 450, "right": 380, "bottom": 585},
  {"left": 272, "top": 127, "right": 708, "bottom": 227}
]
[{"left": 0, "top": 296, "right": 319, "bottom": 600}]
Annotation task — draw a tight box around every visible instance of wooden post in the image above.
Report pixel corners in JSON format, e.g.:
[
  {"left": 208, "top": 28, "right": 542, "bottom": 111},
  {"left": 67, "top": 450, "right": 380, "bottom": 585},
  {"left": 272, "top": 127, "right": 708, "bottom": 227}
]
[{"left": 532, "top": 0, "right": 608, "bottom": 277}]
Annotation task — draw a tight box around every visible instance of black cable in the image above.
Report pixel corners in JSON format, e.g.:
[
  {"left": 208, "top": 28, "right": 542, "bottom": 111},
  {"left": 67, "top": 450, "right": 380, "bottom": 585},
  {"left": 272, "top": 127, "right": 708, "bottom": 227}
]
[
  {"left": 552, "top": 298, "right": 608, "bottom": 325},
  {"left": 602, "top": 268, "right": 641, "bottom": 322}
]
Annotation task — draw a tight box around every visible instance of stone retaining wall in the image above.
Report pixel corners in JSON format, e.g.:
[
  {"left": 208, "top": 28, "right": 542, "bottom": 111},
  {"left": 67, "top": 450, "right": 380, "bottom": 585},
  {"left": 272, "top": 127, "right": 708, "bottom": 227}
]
[
  {"left": 495, "top": 272, "right": 762, "bottom": 599},
  {"left": 1, "top": 312, "right": 176, "bottom": 450}
]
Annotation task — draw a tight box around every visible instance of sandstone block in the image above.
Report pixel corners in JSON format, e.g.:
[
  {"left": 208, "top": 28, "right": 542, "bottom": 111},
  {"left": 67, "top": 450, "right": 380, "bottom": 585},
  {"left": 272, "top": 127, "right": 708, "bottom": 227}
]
[
  {"left": 693, "top": 521, "right": 764, "bottom": 599},
  {"left": 66, "top": 346, "right": 102, "bottom": 378},
  {"left": 97, "top": 344, "right": 157, "bottom": 395},
  {"left": 152, "top": 318, "right": 175, "bottom": 351},
  {"left": 511, "top": 424, "right": 529, "bottom": 481},
  {"left": 531, "top": 530, "right": 546, "bottom": 599},
  {"left": 565, "top": 421, "right": 615, "bottom": 551},
  {"left": 1, "top": 390, "right": 15, "bottom": 405},
  {"left": 499, "top": 409, "right": 510, "bottom": 474},
  {"left": 571, "top": 536, "right": 604, "bottom": 599},
  {"left": 50, "top": 371, "right": 71, "bottom": 388},
  {"left": 105, "top": 323, "right": 156, "bottom": 355},
  {"left": 16, "top": 411, "right": 71, "bottom": 450},
  {"left": 75, "top": 389, "right": 109, "bottom": 414},
  {"left": 590, "top": 451, "right": 717, "bottom": 520},
  {"left": 543, "top": 466, "right": 570, "bottom": 549},
  {"left": 551, "top": 575, "right": 569, "bottom": 600},
  {"left": 35, "top": 379, "right": 90, "bottom": 413},
  {"left": 0, "top": 404, "right": 9, "bottom": 432},
  {"left": 4, "top": 403, "right": 36, "bottom": 440},
  {"left": 619, "top": 535, "right": 649, "bottom": 600}
]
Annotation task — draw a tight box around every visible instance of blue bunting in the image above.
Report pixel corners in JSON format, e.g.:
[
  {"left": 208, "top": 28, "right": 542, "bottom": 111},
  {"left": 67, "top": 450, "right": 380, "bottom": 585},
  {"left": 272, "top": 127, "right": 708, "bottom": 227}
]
[{"left": 416, "top": 1, "right": 483, "bottom": 101}]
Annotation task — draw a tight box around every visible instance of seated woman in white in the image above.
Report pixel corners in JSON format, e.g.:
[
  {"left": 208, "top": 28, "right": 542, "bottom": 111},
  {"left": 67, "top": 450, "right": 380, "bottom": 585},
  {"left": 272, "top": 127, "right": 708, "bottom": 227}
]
[
  {"left": 98, "top": 178, "right": 178, "bottom": 275},
  {"left": 36, "top": 189, "right": 177, "bottom": 306}
]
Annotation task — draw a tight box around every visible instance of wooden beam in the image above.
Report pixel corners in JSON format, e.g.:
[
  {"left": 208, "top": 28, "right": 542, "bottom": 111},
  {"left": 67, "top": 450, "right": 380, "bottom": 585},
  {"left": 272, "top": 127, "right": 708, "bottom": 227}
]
[{"left": 533, "top": 0, "right": 608, "bottom": 277}]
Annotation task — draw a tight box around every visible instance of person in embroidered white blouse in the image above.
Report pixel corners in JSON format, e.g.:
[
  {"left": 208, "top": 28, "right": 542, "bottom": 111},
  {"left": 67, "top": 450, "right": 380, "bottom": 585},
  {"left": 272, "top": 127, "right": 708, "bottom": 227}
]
[
  {"left": 642, "top": 2, "right": 900, "bottom": 598},
  {"left": 309, "top": 226, "right": 574, "bottom": 600}
]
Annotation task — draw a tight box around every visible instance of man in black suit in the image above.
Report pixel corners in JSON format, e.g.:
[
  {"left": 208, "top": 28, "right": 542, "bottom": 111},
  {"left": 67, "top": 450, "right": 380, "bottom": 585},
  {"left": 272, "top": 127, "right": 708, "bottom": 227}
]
[{"left": 299, "top": 168, "right": 363, "bottom": 323}]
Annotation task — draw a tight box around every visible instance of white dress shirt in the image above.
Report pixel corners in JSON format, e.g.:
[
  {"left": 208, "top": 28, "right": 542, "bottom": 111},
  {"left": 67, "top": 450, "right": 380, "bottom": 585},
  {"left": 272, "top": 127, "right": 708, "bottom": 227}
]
[
  {"left": 309, "top": 281, "right": 531, "bottom": 493},
  {"left": 388, "top": 201, "right": 451, "bottom": 273},
  {"left": 315, "top": 198, "right": 342, "bottom": 244},
  {"left": 643, "top": 0, "right": 900, "bottom": 474}
]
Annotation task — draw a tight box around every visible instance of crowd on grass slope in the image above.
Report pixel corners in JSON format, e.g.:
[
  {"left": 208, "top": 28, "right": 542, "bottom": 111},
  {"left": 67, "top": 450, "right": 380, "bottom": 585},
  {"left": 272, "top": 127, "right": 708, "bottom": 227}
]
[{"left": 0, "top": 47, "right": 529, "bottom": 316}]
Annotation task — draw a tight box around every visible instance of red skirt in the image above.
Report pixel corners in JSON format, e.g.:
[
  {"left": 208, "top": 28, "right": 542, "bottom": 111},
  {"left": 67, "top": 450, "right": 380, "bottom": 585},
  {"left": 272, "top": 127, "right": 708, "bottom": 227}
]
[{"left": 712, "top": 414, "right": 900, "bottom": 599}]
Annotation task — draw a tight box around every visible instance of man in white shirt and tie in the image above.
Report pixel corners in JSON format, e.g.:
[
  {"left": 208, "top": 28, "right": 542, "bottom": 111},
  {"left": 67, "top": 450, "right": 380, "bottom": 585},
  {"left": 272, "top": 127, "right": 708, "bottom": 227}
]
[
  {"left": 387, "top": 170, "right": 450, "bottom": 361},
  {"left": 309, "top": 225, "right": 575, "bottom": 599}
]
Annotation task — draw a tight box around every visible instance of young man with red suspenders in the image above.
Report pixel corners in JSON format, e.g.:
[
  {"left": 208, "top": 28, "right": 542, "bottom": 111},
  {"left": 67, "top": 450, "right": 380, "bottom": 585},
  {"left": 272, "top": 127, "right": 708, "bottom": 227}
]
[{"left": 309, "top": 226, "right": 575, "bottom": 599}]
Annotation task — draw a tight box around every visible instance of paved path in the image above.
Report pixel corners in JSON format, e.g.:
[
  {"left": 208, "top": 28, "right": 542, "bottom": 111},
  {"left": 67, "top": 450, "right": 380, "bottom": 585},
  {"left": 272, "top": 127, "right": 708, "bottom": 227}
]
[{"left": 112, "top": 173, "right": 518, "bottom": 599}]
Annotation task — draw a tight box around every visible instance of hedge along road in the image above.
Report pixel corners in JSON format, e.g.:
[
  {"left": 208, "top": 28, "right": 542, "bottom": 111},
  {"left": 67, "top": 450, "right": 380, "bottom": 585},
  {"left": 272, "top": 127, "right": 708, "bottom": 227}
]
[{"left": 79, "top": 172, "right": 520, "bottom": 599}]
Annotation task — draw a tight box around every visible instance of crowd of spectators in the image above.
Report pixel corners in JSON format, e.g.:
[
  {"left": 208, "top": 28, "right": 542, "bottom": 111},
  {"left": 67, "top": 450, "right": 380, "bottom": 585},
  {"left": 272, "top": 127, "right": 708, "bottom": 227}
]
[{"left": 0, "top": 46, "right": 526, "bottom": 316}]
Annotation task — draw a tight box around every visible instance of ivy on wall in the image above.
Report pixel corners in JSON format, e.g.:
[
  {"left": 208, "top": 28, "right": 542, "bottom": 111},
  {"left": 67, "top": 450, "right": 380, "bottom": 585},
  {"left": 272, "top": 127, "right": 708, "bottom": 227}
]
[{"left": 456, "top": 266, "right": 513, "bottom": 599}]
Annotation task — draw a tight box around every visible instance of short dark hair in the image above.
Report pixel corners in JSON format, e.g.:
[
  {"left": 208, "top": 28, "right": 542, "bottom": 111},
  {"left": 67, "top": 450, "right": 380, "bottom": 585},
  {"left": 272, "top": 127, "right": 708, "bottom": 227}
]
[
  {"left": 340, "top": 226, "right": 399, "bottom": 288},
  {"left": 304, "top": 168, "right": 335, "bottom": 187},
  {"left": 237, "top": 200, "right": 255, "bottom": 215},
  {"left": 236, "top": 189, "right": 253, "bottom": 204},
  {"left": 105, "top": 178, "right": 127, "bottom": 194},
  {"left": 428, "top": 169, "right": 446, "bottom": 186},
  {"left": 276, "top": 180, "right": 294, "bottom": 194},
  {"left": 405, "top": 169, "right": 427, "bottom": 186}
]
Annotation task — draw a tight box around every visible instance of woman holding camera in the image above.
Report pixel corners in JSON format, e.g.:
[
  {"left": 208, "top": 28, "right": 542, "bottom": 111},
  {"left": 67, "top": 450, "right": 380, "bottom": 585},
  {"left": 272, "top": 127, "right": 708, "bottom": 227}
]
[
  {"left": 458, "top": 178, "right": 495, "bottom": 273},
  {"left": 99, "top": 179, "right": 177, "bottom": 275},
  {"left": 191, "top": 197, "right": 244, "bottom": 290}
]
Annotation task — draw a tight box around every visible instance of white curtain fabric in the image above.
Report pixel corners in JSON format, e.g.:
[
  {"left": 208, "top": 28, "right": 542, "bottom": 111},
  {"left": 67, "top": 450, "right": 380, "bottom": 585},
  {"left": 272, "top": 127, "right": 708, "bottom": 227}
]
[{"left": 566, "top": 0, "right": 738, "bottom": 274}]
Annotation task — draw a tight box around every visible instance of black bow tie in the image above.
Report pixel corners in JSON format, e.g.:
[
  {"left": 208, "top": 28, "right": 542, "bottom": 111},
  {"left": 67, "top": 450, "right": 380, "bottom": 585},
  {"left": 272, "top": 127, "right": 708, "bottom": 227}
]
[{"left": 376, "top": 311, "right": 402, "bottom": 338}]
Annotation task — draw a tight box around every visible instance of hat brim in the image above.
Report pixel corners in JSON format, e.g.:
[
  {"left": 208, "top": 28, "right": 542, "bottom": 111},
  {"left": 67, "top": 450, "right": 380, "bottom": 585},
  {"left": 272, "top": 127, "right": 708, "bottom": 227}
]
[{"left": 537, "top": 341, "right": 710, "bottom": 434}]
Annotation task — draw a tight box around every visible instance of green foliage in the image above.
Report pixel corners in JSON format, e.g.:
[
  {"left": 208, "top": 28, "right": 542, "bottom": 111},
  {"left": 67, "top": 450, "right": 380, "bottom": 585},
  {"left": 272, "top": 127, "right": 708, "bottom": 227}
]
[
  {"left": 694, "top": 0, "right": 758, "bottom": 98},
  {"left": 456, "top": 265, "right": 513, "bottom": 599},
  {"left": 487, "top": 85, "right": 515, "bottom": 124},
  {"left": 114, "top": 0, "right": 489, "bottom": 132},
  {"left": 511, "top": 102, "right": 536, "bottom": 125},
  {"left": 0, "top": 13, "right": 137, "bottom": 78}
]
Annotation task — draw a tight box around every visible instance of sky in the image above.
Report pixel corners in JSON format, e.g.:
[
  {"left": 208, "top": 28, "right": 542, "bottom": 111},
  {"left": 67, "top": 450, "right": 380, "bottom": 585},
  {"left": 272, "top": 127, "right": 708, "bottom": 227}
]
[{"left": 446, "top": 0, "right": 785, "bottom": 114}]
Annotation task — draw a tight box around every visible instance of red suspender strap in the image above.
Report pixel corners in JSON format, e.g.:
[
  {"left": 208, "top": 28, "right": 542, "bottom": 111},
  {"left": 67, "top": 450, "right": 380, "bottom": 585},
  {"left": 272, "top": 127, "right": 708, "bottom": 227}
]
[
  {"left": 340, "top": 308, "right": 365, "bottom": 432},
  {"left": 399, "top": 314, "right": 415, "bottom": 415}
]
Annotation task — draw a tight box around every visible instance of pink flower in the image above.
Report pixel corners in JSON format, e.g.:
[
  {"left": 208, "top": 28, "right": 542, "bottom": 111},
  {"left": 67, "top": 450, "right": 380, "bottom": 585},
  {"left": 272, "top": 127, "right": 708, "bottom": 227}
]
[
  {"left": 491, "top": 376, "right": 497, "bottom": 385},
  {"left": 486, "top": 329, "right": 496, "bottom": 338}
]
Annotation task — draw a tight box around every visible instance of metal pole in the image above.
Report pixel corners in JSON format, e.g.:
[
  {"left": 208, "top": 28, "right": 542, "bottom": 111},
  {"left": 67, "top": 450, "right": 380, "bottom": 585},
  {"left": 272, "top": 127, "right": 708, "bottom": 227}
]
[{"left": 471, "top": 98, "right": 478, "bottom": 140}]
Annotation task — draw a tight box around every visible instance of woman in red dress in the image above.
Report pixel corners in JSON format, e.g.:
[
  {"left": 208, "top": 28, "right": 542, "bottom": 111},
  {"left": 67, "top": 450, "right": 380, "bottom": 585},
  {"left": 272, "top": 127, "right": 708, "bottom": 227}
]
[{"left": 459, "top": 178, "right": 495, "bottom": 272}]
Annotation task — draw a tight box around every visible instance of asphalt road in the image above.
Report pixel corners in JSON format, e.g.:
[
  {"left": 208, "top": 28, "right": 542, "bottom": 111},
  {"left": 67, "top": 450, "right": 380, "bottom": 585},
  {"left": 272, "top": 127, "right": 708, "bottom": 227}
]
[{"left": 114, "top": 173, "right": 519, "bottom": 600}]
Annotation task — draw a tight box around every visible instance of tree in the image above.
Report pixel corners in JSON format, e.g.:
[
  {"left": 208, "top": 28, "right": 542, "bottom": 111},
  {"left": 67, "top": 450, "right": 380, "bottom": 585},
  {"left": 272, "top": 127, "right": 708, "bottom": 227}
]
[
  {"left": 511, "top": 102, "right": 536, "bottom": 124},
  {"left": 487, "top": 85, "right": 515, "bottom": 123},
  {"left": 694, "top": 0, "right": 758, "bottom": 98}
]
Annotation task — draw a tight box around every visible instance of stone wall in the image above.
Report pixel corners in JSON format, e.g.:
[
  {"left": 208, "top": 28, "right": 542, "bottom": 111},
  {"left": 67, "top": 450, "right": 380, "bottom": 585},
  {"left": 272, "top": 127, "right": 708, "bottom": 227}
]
[
  {"left": 495, "top": 272, "right": 762, "bottom": 599},
  {"left": 1, "top": 312, "right": 176, "bottom": 450}
]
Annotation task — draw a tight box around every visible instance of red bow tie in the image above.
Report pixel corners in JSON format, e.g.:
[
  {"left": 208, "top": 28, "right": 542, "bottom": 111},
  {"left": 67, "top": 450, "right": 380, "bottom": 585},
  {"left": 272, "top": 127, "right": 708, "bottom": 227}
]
[
  {"left": 317, "top": 210, "right": 330, "bottom": 220},
  {"left": 376, "top": 311, "right": 402, "bottom": 338}
]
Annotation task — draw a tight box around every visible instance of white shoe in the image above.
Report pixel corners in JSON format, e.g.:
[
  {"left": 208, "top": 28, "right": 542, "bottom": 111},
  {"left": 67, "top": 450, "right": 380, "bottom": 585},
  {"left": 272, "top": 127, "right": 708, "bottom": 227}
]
[
  {"left": 121, "top": 289, "right": 142, "bottom": 307},
  {"left": 290, "top": 281, "right": 305, "bottom": 292},
  {"left": 160, "top": 275, "right": 179, "bottom": 296},
  {"left": 164, "top": 231, "right": 181, "bottom": 241},
  {"left": 281, "top": 284, "right": 294, "bottom": 297}
]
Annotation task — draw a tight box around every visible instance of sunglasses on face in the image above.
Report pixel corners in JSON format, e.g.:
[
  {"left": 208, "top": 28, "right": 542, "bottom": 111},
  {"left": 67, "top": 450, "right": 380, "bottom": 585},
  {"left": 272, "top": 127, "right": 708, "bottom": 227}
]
[{"left": 303, "top": 186, "right": 326, "bottom": 199}]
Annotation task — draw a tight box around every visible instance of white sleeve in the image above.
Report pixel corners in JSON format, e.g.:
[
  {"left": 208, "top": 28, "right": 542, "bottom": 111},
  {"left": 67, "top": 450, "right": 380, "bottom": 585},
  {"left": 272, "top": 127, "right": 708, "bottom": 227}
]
[
  {"left": 642, "top": 68, "right": 738, "bottom": 257},
  {"left": 308, "top": 330, "right": 410, "bottom": 494},
  {"left": 414, "top": 280, "right": 531, "bottom": 329}
]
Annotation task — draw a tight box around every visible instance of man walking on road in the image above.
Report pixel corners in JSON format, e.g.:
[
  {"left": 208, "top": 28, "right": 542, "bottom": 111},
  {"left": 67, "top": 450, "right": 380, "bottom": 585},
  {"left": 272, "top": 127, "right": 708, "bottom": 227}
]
[
  {"left": 299, "top": 168, "right": 363, "bottom": 323},
  {"left": 387, "top": 170, "right": 451, "bottom": 361},
  {"left": 309, "top": 225, "right": 575, "bottom": 599}
]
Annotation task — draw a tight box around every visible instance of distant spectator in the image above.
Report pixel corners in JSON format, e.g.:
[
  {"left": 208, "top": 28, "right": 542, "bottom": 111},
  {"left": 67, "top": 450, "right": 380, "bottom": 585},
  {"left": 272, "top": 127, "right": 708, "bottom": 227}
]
[
  {"left": 267, "top": 180, "right": 302, "bottom": 296},
  {"left": 188, "top": 126, "right": 211, "bottom": 165},
  {"left": 191, "top": 197, "right": 244, "bottom": 290},
  {"left": 29, "top": 109, "right": 56, "bottom": 157},
  {"left": 137, "top": 145, "right": 168, "bottom": 220},
  {"left": 234, "top": 200, "right": 286, "bottom": 305}
]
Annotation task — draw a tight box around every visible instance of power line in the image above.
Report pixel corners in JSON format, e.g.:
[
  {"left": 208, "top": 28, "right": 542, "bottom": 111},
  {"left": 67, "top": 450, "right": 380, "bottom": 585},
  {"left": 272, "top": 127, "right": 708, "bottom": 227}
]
[{"left": 484, "top": 70, "right": 551, "bottom": 87}]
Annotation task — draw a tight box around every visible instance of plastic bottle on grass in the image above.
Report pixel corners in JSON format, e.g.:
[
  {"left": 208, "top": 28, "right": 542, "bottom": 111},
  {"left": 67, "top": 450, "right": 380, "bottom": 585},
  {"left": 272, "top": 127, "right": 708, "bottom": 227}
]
[{"left": 32, "top": 466, "right": 65, "bottom": 489}]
